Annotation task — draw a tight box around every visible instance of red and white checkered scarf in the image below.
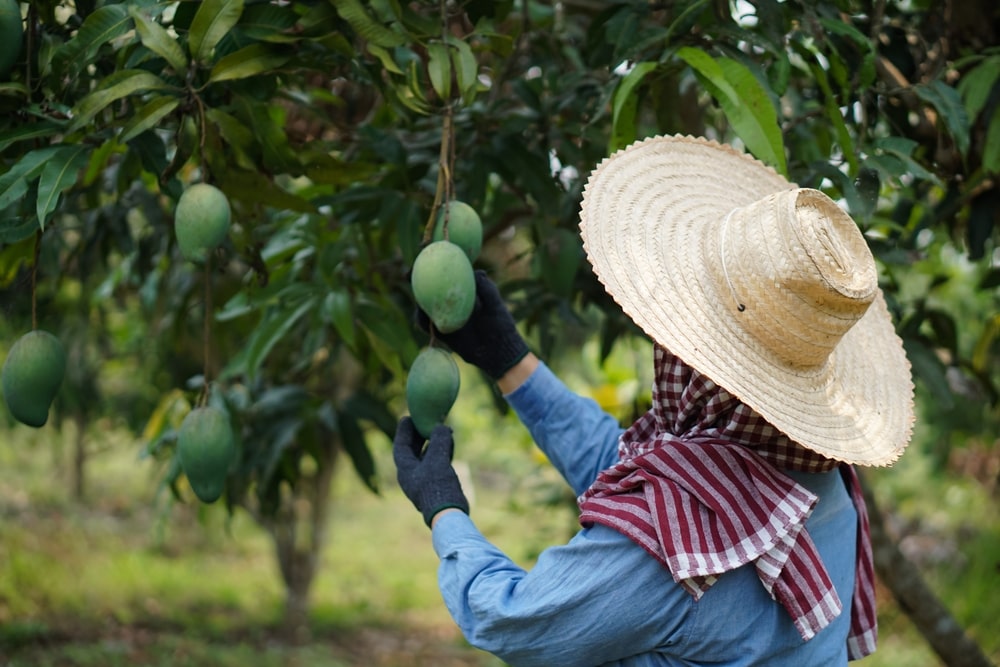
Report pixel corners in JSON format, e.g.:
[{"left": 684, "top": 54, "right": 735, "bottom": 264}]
[{"left": 578, "top": 346, "right": 877, "bottom": 659}]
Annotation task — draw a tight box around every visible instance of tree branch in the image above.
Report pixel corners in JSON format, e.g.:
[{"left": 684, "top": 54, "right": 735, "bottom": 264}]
[{"left": 859, "top": 472, "right": 995, "bottom": 667}]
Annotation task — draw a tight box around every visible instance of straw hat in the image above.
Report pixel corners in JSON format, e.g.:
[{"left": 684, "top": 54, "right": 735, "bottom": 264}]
[{"left": 579, "top": 135, "right": 914, "bottom": 466}]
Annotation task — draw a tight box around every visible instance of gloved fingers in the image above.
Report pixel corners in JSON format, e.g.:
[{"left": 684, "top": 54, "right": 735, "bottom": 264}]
[
  {"left": 392, "top": 417, "right": 426, "bottom": 466},
  {"left": 424, "top": 424, "right": 455, "bottom": 465},
  {"left": 473, "top": 270, "right": 504, "bottom": 311}
]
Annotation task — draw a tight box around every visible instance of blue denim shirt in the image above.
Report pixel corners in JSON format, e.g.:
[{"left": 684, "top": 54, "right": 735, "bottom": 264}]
[{"left": 432, "top": 362, "right": 858, "bottom": 666}]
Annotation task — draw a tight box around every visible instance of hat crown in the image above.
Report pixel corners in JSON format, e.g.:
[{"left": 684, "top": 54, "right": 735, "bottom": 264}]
[{"left": 718, "top": 188, "right": 877, "bottom": 368}]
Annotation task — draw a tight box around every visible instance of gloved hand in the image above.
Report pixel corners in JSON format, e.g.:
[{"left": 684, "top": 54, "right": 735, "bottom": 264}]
[
  {"left": 393, "top": 417, "right": 469, "bottom": 527},
  {"left": 417, "top": 270, "right": 529, "bottom": 380}
]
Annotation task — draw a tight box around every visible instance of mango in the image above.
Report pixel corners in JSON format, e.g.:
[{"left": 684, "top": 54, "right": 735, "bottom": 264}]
[
  {"left": 411, "top": 240, "right": 475, "bottom": 333},
  {"left": 432, "top": 200, "right": 483, "bottom": 262},
  {"left": 406, "top": 347, "right": 460, "bottom": 437},
  {"left": 0, "top": 0, "right": 22, "bottom": 79},
  {"left": 1, "top": 330, "right": 66, "bottom": 428},
  {"left": 174, "top": 183, "right": 231, "bottom": 262},
  {"left": 177, "top": 405, "right": 235, "bottom": 503}
]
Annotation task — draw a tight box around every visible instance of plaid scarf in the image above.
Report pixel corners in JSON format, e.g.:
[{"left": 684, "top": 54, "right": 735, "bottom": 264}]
[{"left": 578, "top": 346, "right": 877, "bottom": 659}]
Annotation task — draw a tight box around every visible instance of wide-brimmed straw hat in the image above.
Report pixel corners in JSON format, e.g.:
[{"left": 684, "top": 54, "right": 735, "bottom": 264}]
[{"left": 579, "top": 134, "right": 914, "bottom": 466}]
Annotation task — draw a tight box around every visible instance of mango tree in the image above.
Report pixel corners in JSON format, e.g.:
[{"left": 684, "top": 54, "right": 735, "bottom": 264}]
[{"left": 0, "top": 0, "right": 997, "bottom": 660}]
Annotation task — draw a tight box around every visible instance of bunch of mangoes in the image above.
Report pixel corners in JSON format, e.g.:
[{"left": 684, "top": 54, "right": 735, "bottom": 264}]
[
  {"left": 172, "top": 183, "right": 234, "bottom": 503},
  {"left": 406, "top": 200, "right": 483, "bottom": 435},
  {"left": 411, "top": 201, "right": 483, "bottom": 333}
]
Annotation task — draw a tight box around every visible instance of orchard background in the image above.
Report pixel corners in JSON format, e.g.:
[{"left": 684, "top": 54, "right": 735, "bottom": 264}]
[{"left": 0, "top": 1, "right": 998, "bottom": 665}]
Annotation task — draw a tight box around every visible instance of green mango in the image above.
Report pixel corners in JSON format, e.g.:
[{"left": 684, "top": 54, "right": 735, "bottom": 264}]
[
  {"left": 177, "top": 405, "right": 235, "bottom": 504},
  {"left": 406, "top": 347, "right": 460, "bottom": 438},
  {"left": 432, "top": 200, "right": 483, "bottom": 262},
  {"left": 0, "top": 0, "right": 23, "bottom": 79},
  {"left": 411, "top": 240, "right": 476, "bottom": 333},
  {"left": 174, "top": 183, "right": 231, "bottom": 262},
  {"left": 2, "top": 330, "right": 66, "bottom": 428}
]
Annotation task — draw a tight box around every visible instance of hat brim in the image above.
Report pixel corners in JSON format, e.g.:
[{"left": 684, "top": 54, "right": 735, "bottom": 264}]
[{"left": 579, "top": 135, "right": 914, "bottom": 466}]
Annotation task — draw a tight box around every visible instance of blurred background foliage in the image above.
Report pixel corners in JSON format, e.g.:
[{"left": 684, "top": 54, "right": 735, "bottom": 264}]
[{"left": 0, "top": 0, "right": 998, "bottom": 664}]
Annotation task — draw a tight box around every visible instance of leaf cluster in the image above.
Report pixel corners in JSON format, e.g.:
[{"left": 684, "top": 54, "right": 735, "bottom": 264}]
[{"left": 1, "top": 0, "right": 999, "bottom": 513}]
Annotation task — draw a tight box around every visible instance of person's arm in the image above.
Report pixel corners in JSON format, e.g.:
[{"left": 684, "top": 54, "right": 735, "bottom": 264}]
[
  {"left": 421, "top": 272, "right": 623, "bottom": 493},
  {"left": 500, "top": 352, "right": 624, "bottom": 497},
  {"left": 432, "top": 511, "right": 689, "bottom": 667}
]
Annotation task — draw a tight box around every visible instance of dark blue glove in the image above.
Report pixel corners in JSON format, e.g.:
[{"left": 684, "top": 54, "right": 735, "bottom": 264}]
[
  {"left": 417, "top": 270, "right": 529, "bottom": 380},
  {"left": 393, "top": 417, "right": 469, "bottom": 527}
]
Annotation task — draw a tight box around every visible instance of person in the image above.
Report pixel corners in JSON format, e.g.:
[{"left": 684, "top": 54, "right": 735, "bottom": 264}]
[{"left": 392, "top": 134, "right": 915, "bottom": 666}]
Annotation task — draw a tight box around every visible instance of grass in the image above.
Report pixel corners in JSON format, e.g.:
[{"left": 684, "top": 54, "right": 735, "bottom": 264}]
[{"left": 0, "top": 362, "right": 998, "bottom": 666}]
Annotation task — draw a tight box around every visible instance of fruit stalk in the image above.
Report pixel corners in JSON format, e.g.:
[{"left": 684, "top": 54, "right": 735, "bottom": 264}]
[
  {"left": 31, "top": 229, "right": 40, "bottom": 329},
  {"left": 201, "top": 253, "right": 213, "bottom": 406},
  {"left": 425, "top": 104, "right": 455, "bottom": 243}
]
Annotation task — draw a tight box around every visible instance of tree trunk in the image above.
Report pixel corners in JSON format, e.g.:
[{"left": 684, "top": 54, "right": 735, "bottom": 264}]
[
  {"left": 859, "top": 472, "right": 994, "bottom": 667},
  {"left": 73, "top": 412, "right": 86, "bottom": 501},
  {"left": 261, "top": 433, "right": 339, "bottom": 642}
]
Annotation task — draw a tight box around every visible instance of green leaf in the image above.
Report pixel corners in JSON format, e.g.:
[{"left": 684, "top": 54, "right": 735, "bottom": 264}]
[
  {"left": 118, "top": 96, "right": 180, "bottom": 144},
  {"left": 366, "top": 43, "right": 403, "bottom": 74},
  {"left": 426, "top": 40, "right": 452, "bottom": 101},
  {"left": 792, "top": 38, "right": 858, "bottom": 175},
  {"left": 818, "top": 17, "right": 877, "bottom": 89},
  {"left": 343, "top": 390, "right": 397, "bottom": 440},
  {"left": 331, "top": 0, "right": 406, "bottom": 48},
  {"left": 806, "top": 161, "right": 865, "bottom": 222},
  {"left": 0, "top": 217, "right": 41, "bottom": 244},
  {"left": 0, "top": 121, "right": 64, "bottom": 153},
  {"left": 68, "top": 70, "right": 171, "bottom": 132},
  {"left": 37, "top": 145, "right": 92, "bottom": 229},
  {"left": 609, "top": 61, "right": 656, "bottom": 153},
  {"left": 337, "top": 408, "right": 378, "bottom": 494},
  {"left": 768, "top": 52, "right": 791, "bottom": 96},
  {"left": 914, "top": 80, "right": 970, "bottom": 158},
  {"left": 355, "top": 296, "right": 418, "bottom": 372},
  {"left": 216, "top": 169, "right": 315, "bottom": 212},
  {"left": 872, "top": 136, "right": 939, "bottom": 183},
  {"left": 323, "top": 290, "right": 357, "bottom": 348},
  {"left": 449, "top": 36, "right": 478, "bottom": 105},
  {"left": 401, "top": 57, "right": 432, "bottom": 114},
  {"left": 677, "top": 48, "right": 787, "bottom": 175},
  {"left": 903, "top": 338, "right": 954, "bottom": 408},
  {"left": 207, "top": 108, "right": 254, "bottom": 149},
  {"left": 55, "top": 5, "right": 132, "bottom": 67},
  {"left": 209, "top": 43, "right": 290, "bottom": 82},
  {"left": 957, "top": 55, "right": 1000, "bottom": 120},
  {"left": 0, "top": 147, "right": 60, "bottom": 212},
  {"left": 245, "top": 297, "right": 317, "bottom": 380},
  {"left": 0, "top": 82, "right": 28, "bottom": 99},
  {"left": 190, "top": 0, "right": 245, "bottom": 63},
  {"left": 982, "top": 106, "right": 1000, "bottom": 174},
  {"left": 238, "top": 3, "right": 300, "bottom": 42},
  {"left": 205, "top": 107, "right": 256, "bottom": 169},
  {"left": 131, "top": 6, "right": 189, "bottom": 75},
  {"left": 234, "top": 95, "right": 299, "bottom": 173}
]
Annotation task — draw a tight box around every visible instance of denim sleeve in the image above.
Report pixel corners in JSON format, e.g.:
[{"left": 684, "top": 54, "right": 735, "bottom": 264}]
[
  {"left": 504, "top": 361, "right": 624, "bottom": 497},
  {"left": 432, "top": 511, "right": 690, "bottom": 667}
]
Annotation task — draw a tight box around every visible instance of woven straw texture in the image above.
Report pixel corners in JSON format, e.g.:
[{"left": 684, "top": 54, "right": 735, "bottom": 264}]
[{"left": 579, "top": 135, "right": 914, "bottom": 466}]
